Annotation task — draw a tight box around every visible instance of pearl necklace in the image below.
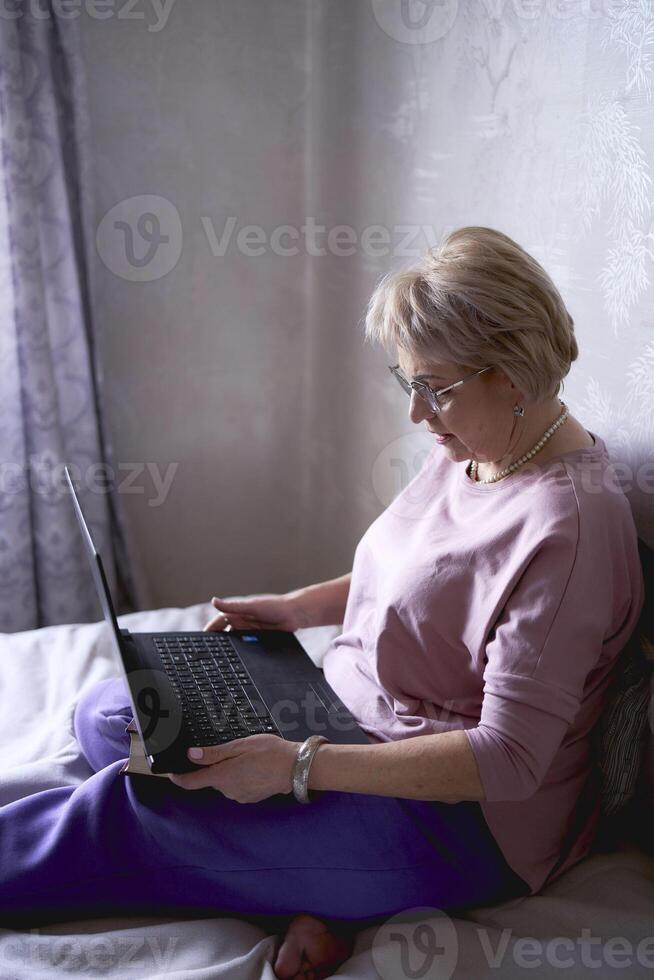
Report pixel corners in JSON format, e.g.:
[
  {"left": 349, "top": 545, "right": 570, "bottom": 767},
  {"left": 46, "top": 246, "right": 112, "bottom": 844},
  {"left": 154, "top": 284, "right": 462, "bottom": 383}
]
[{"left": 469, "top": 402, "right": 569, "bottom": 484}]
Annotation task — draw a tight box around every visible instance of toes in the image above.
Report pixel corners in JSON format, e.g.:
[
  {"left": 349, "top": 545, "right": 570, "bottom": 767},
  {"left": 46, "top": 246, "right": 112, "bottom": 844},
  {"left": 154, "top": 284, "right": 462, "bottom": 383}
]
[
  {"left": 272, "top": 936, "right": 304, "bottom": 979},
  {"left": 272, "top": 914, "right": 354, "bottom": 980},
  {"left": 274, "top": 945, "right": 327, "bottom": 980}
]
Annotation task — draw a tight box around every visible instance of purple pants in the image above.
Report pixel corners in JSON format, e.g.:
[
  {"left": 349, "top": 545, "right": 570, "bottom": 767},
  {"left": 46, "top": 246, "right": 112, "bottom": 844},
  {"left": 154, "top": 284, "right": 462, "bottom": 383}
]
[{"left": 0, "top": 677, "right": 529, "bottom": 927}]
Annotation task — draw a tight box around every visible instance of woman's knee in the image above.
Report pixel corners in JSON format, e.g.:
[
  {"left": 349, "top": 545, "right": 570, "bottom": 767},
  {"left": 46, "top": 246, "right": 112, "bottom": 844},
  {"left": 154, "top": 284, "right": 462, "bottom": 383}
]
[{"left": 73, "top": 676, "right": 133, "bottom": 773}]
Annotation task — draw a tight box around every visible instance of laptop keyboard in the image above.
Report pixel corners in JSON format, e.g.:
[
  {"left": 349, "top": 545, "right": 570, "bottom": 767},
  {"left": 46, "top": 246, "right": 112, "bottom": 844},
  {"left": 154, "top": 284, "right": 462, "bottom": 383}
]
[{"left": 154, "top": 634, "right": 279, "bottom": 745}]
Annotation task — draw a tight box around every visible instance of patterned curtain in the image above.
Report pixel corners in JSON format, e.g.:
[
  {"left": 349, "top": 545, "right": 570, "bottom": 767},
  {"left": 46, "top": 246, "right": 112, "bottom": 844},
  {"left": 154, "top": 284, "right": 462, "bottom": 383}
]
[{"left": 0, "top": 7, "right": 136, "bottom": 632}]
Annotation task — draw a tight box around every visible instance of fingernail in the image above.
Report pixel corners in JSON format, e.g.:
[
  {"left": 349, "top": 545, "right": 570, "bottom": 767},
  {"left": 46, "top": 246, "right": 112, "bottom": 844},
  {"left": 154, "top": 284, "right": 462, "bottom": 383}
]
[{"left": 188, "top": 747, "right": 203, "bottom": 760}]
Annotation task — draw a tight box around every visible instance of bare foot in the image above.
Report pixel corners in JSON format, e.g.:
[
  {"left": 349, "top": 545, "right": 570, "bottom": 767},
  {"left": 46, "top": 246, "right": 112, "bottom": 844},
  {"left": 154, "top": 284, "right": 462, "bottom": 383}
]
[{"left": 273, "top": 913, "right": 355, "bottom": 979}]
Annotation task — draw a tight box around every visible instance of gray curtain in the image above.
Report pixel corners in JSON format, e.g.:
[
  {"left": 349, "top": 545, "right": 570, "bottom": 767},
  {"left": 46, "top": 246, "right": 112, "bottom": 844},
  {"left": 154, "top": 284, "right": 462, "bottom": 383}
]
[{"left": 0, "top": 6, "right": 136, "bottom": 632}]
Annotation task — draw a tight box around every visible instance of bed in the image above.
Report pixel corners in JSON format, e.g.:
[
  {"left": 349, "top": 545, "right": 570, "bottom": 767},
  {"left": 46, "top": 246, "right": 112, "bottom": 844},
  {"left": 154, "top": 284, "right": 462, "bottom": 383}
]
[{"left": 2, "top": 601, "right": 654, "bottom": 979}]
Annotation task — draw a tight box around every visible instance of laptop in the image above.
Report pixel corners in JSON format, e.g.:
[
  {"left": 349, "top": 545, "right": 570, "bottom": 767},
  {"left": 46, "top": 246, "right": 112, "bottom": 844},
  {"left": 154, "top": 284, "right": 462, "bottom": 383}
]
[{"left": 65, "top": 466, "right": 370, "bottom": 774}]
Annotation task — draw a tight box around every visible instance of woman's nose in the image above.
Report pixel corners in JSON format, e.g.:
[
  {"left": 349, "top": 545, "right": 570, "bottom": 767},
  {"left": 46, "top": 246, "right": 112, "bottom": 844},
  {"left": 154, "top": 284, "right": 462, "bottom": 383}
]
[{"left": 408, "top": 390, "right": 434, "bottom": 425}]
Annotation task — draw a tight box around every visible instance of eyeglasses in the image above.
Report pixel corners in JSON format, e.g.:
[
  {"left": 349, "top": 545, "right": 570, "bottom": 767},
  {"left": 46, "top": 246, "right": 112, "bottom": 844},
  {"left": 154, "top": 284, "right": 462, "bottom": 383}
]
[{"left": 388, "top": 364, "right": 492, "bottom": 414}]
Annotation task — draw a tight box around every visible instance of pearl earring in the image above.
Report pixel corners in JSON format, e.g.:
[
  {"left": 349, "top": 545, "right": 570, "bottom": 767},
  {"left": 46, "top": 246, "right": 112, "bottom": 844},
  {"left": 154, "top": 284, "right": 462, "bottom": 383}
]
[{"left": 513, "top": 404, "right": 525, "bottom": 417}]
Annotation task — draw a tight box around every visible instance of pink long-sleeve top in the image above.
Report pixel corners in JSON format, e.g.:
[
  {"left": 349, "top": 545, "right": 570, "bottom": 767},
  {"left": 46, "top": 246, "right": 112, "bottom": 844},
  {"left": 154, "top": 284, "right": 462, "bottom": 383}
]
[{"left": 322, "top": 433, "right": 644, "bottom": 894}]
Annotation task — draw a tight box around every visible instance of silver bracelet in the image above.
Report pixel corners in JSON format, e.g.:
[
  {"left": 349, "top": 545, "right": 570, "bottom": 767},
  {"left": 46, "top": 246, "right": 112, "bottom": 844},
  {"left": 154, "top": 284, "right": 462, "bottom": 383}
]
[{"left": 292, "top": 735, "right": 328, "bottom": 804}]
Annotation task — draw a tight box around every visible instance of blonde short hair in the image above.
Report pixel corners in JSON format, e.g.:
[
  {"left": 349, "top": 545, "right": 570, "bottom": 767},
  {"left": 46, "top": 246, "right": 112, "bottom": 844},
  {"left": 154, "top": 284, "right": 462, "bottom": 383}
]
[{"left": 363, "top": 226, "right": 578, "bottom": 401}]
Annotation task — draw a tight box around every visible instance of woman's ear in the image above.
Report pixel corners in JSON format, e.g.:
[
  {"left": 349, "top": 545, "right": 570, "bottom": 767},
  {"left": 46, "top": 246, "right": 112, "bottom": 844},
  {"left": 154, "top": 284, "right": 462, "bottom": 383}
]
[
  {"left": 493, "top": 369, "right": 528, "bottom": 408},
  {"left": 492, "top": 368, "right": 517, "bottom": 394}
]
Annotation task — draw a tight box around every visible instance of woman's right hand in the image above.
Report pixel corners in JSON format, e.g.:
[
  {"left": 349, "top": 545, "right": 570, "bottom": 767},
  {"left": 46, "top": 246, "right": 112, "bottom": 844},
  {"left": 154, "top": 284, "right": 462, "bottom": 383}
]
[{"left": 203, "top": 592, "right": 309, "bottom": 634}]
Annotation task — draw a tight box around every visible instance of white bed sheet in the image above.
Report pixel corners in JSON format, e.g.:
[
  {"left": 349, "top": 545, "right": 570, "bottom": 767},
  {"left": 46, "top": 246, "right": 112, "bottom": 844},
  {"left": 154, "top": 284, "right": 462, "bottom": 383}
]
[{"left": 2, "top": 603, "right": 654, "bottom": 978}]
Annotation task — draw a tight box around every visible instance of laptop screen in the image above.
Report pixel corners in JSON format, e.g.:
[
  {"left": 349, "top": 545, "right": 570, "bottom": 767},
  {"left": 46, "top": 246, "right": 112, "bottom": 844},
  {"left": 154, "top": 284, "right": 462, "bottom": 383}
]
[{"left": 64, "top": 466, "right": 124, "bottom": 662}]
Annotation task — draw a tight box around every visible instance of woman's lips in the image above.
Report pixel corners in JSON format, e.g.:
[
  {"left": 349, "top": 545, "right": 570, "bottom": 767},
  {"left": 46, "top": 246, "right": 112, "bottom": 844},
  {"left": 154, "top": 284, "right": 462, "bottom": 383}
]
[{"left": 426, "top": 425, "right": 455, "bottom": 444}]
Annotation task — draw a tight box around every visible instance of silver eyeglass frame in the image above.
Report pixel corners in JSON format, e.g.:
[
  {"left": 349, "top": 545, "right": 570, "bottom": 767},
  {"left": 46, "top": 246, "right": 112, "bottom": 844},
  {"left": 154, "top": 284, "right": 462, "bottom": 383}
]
[{"left": 388, "top": 364, "right": 492, "bottom": 414}]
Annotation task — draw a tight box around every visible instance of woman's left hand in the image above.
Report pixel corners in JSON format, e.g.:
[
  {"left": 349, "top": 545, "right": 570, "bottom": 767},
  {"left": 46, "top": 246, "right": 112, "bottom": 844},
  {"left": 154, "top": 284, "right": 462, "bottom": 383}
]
[{"left": 167, "top": 734, "right": 298, "bottom": 803}]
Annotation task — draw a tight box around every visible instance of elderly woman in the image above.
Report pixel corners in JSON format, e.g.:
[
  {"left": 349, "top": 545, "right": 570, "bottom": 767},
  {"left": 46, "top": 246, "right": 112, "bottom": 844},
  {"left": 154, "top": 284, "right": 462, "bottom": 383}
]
[{"left": 0, "top": 227, "right": 643, "bottom": 980}]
